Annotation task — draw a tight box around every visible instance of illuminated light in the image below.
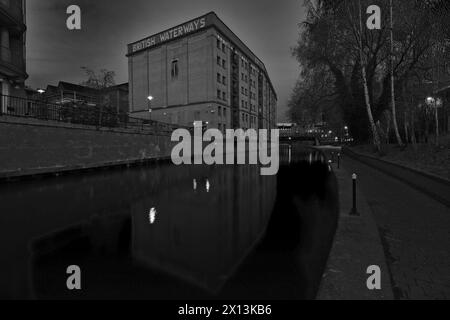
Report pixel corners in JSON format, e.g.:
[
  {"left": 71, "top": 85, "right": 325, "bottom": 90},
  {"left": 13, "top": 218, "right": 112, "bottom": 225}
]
[
  {"left": 193, "top": 179, "right": 197, "bottom": 191},
  {"left": 149, "top": 207, "right": 157, "bottom": 224},
  {"left": 206, "top": 179, "right": 211, "bottom": 193},
  {"left": 147, "top": 96, "right": 154, "bottom": 101}
]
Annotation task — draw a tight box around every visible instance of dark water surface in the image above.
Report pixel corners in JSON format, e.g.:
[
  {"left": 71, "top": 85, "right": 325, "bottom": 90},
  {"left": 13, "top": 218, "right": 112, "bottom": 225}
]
[{"left": 0, "top": 143, "right": 338, "bottom": 300}]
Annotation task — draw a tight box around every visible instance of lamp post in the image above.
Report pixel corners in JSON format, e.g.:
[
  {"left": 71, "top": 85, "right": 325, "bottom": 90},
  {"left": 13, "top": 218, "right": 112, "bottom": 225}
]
[
  {"left": 147, "top": 95, "right": 153, "bottom": 122},
  {"left": 426, "top": 96, "right": 441, "bottom": 146}
]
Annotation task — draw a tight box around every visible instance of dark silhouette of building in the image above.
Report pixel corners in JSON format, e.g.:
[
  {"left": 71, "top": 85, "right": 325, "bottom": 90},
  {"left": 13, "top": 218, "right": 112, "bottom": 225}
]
[{"left": 0, "top": 0, "right": 27, "bottom": 112}]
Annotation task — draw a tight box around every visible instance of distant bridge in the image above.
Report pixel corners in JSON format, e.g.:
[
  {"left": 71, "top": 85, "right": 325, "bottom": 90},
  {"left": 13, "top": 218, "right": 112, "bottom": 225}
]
[{"left": 279, "top": 129, "right": 319, "bottom": 145}]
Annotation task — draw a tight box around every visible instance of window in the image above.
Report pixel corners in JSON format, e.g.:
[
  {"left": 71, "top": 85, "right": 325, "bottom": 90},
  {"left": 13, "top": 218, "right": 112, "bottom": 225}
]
[
  {"left": 217, "top": 39, "right": 221, "bottom": 49},
  {"left": 222, "top": 60, "right": 226, "bottom": 69},
  {"left": 222, "top": 92, "right": 226, "bottom": 101},
  {"left": 171, "top": 59, "right": 179, "bottom": 79},
  {"left": 222, "top": 43, "right": 226, "bottom": 52},
  {"left": 223, "top": 108, "right": 227, "bottom": 118},
  {"left": 217, "top": 90, "right": 221, "bottom": 99},
  {"left": 217, "top": 56, "right": 221, "bottom": 66},
  {"left": 217, "top": 73, "right": 221, "bottom": 83},
  {"left": 222, "top": 76, "right": 226, "bottom": 85},
  {"left": 218, "top": 106, "right": 222, "bottom": 116}
]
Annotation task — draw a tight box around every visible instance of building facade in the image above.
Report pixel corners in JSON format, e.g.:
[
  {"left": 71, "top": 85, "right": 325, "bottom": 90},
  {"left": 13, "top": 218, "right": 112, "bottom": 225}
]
[
  {"left": 0, "top": 0, "right": 27, "bottom": 112},
  {"left": 127, "top": 12, "right": 277, "bottom": 131}
]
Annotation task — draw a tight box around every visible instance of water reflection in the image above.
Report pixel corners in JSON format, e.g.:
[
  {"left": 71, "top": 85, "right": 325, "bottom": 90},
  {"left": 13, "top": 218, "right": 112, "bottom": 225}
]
[{"left": 0, "top": 143, "right": 338, "bottom": 300}]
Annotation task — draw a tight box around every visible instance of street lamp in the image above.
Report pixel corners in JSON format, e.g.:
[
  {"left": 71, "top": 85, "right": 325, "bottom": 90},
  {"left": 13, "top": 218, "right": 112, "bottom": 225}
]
[
  {"left": 37, "top": 88, "right": 45, "bottom": 94},
  {"left": 426, "top": 96, "right": 441, "bottom": 146},
  {"left": 147, "top": 95, "right": 154, "bottom": 121}
]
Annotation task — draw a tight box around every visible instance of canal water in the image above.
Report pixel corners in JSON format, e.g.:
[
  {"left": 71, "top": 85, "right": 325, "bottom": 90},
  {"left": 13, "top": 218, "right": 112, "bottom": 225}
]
[{"left": 0, "top": 143, "right": 339, "bottom": 300}]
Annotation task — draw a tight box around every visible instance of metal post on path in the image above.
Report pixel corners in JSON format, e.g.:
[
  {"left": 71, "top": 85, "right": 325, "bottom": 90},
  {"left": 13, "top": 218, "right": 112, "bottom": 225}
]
[{"left": 350, "top": 173, "right": 359, "bottom": 216}]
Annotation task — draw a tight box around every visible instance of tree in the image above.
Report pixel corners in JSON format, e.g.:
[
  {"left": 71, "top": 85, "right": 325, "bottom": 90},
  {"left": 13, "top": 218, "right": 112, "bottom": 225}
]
[
  {"left": 291, "top": 0, "right": 449, "bottom": 151},
  {"left": 389, "top": 0, "right": 403, "bottom": 146},
  {"left": 80, "top": 67, "right": 116, "bottom": 89}
]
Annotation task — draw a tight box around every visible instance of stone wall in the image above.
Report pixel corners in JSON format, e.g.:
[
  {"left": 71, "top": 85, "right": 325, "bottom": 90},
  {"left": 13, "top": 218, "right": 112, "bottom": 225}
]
[{"left": 0, "top": 116, "right": 175, "bottom": 179}]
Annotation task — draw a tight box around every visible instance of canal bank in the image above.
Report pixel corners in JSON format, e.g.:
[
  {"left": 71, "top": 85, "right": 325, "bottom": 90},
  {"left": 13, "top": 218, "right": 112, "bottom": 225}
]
[
  {"left": 0, "top": 116, "right": 175, "bottom": 180},
  {"left": 317, "top": 156, "right": 394, "bottom": 300}
]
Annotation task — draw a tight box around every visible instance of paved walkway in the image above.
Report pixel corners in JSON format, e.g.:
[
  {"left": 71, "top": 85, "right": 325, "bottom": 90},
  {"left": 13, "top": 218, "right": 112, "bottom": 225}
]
[
  {"left": 341, "top": 155, "right": 450, "bottom": 300},
  {"left": 318, "top": 160, "right": 393, "bottom": 300}
]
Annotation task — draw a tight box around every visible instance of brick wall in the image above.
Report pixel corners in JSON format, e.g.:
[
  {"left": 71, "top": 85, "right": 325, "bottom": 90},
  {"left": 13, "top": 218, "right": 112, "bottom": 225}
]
[{"left": 0, "top": 117, "right": 175, "bottom": 178}]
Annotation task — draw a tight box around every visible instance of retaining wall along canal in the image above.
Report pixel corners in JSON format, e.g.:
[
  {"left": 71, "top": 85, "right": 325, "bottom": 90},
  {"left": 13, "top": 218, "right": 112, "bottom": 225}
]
[{"left": 0, "top": 116, "right": 175, "bottom": 179}]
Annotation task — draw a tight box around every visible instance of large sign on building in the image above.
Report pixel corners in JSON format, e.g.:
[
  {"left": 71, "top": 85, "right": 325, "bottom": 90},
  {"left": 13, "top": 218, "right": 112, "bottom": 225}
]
[{"left": 128, "top": 15, "right": 210, "bottom": 55}]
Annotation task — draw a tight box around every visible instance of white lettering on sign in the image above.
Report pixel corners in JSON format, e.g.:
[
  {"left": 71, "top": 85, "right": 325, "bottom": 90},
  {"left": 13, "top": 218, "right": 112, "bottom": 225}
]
[{"left": 131, "top": 17, "right": 207, "bottom": 53}]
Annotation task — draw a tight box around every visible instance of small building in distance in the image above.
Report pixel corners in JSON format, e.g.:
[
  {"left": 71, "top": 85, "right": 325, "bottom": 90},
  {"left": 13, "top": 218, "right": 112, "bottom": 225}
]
[
  {"left": 127, "top": 12, "right": 277, "bottom": 131},
  {"left": 37, "top": 81, "right": 129, "bottom": 114}
]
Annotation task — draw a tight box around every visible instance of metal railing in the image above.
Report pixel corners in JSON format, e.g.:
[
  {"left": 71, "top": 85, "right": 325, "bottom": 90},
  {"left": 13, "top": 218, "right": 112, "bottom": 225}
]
[{"left": 0, "top": 94, "right": 190, "bottom": 135}]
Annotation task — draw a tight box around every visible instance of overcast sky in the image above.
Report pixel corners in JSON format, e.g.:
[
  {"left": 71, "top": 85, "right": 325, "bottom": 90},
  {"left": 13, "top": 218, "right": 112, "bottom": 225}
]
[{"left": 27, "top": 0, "right": 306, "bottom": 121}]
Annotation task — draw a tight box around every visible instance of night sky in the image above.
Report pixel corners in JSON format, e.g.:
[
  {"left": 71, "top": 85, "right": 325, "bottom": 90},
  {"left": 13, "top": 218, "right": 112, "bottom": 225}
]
[{"left": 27, "top": 0, "right": 306, "bottom": 121}]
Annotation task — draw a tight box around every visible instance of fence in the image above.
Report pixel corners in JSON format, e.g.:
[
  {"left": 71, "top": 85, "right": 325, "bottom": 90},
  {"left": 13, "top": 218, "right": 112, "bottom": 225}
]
[{"left": 0, "top": 94, "right": 190, "bottom": 135}]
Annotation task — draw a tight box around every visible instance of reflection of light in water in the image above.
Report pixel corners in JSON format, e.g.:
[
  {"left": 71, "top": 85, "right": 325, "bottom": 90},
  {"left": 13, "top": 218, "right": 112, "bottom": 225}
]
[
  {"left": 288, "top": 146, "right": 292, "bottom": 164},
  {"left": 149, "top": 207, "right": 157, "bottom": 224},
  {"left": 193, "top": 179, "right": 197, "bottom": 191},
  {"left": 206, "top": 179, "right": 210, "bottom": 193},
  {"left": 309, "top": 153, "right": 313, "bottom": 165}
]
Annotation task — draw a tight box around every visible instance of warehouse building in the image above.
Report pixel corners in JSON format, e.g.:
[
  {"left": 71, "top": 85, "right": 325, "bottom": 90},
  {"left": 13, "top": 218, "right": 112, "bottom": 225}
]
[{"left": 127, "top": 12, "right": 277, "bottom": 131}]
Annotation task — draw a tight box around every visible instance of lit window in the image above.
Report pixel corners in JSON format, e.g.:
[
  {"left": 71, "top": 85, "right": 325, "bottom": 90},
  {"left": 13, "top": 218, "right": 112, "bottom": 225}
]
[{"left": 171, "top": 59, "right": 179, "bottom": 79}]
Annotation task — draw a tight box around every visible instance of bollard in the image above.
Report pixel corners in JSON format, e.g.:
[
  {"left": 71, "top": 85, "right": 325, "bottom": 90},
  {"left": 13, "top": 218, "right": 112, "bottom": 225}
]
[{"left": 350, "top": 173, "right": 359, "bottom": 216}]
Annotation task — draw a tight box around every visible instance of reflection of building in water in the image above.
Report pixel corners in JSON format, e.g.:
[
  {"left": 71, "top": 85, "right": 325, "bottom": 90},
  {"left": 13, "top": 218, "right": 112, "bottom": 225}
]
[
  {"left": 131, "top": 165, "right": 277, "bottom": 293},
  {"left": 26, "top": 163, "right": 277, "bottom": 298}
]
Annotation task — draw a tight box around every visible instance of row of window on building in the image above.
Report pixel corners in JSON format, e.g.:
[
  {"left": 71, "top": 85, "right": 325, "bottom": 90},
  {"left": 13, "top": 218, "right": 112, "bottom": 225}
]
[
  {"left": 241, "top": 112, "right": 257, "bottom": 127},
  {"left": 217, "top": 56, "right": 227, "bottom": 70}
]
